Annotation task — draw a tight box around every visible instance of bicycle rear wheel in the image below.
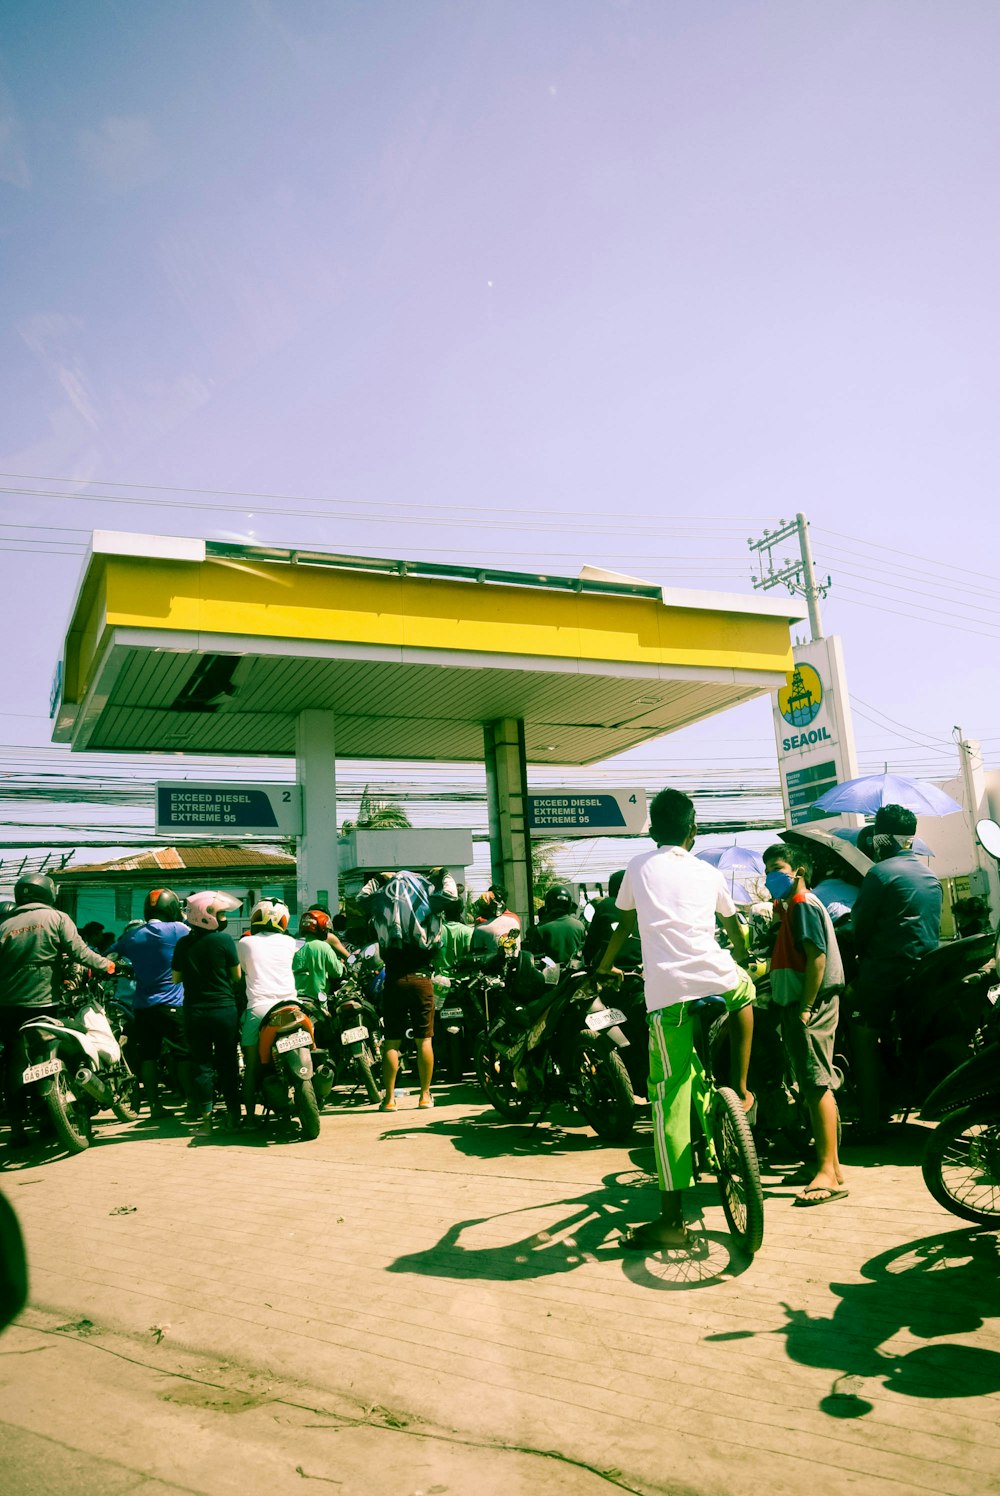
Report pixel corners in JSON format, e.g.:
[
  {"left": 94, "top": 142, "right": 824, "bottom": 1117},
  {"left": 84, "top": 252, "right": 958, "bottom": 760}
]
[{"left": 712, "top": 1086, "right": 764, "bottom": 1255}]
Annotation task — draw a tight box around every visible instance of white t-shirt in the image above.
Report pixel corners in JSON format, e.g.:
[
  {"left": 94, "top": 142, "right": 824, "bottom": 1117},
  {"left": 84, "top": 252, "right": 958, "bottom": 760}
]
[
  {"left": 237, "top": 931, "right": 298, "bottom": 1015},
  {"left": 616, "top": 845, "right": 742, "bottom": 1011}
]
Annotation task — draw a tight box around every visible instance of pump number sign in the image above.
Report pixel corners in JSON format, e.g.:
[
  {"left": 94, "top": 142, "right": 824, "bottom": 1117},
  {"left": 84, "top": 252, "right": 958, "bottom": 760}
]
[
  {"left": 156, "top": 783, "right": 302, "bottom": 836},
  {"left": 527, "top": 789, "right": 647, "bottom": 838}
]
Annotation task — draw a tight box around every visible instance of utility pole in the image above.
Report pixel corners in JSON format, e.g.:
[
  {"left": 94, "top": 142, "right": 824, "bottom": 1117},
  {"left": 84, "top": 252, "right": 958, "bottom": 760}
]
[{"left": 747, "top": 511, "right": 830, "bottom": 641}]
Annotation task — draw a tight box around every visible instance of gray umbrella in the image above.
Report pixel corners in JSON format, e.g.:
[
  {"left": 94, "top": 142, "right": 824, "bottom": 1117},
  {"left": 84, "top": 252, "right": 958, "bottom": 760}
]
[{"left": 779, "top": 825, "right": 872, "bottom": 883}]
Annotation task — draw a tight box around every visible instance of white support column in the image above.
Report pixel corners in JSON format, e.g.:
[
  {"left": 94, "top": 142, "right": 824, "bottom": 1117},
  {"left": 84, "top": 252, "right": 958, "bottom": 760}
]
[
  {"left": 295, "top": 710, "right": 339, "bottom": 915},
  {"left": 959, "top": 736, "right": 1000, "bottom": 919},
  {"left": 484, "top": 717, "right": 534, "bottom": 926}
]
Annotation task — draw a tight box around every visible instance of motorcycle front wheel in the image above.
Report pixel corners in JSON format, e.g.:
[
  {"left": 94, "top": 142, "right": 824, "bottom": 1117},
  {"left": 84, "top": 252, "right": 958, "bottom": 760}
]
[
  {"left": 571, "top": 1044, "right": 635, "bottom": 1142},
  {"left": 474, "top": 1036, "right": 534, "bottom": 1120},
  {"left": 42, "top": 1068, "right": 91, "bottom": 1154},
  {"left": 293, "top": 1077, "right": 321, "bottom": 1140},
  {"left": 922, "top": 1106, "right": 1000, "bottom": 1225}
]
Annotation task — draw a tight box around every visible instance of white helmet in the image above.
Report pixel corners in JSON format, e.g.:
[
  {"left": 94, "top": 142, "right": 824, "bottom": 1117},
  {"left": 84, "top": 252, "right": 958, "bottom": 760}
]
[
  {"left": 250, "top": 898, "right": 290, "bottom": 932},
  {"left": 185, "top": 891, "right": 241, "bottom": 931}
]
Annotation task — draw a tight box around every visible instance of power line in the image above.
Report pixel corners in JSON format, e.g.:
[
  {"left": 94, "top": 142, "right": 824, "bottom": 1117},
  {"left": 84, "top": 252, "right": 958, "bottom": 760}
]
[
  {"left": 848, "top": 693, "right": 955, "bottom": 750},
  {"left": 0, "top": 475, "right": 757, "bottom": 535},
  {"left": 815, "top": 540, "right": 1000, "bottom": 605},
  {"left": 821, "top": 557, "right": 1000, "bottom": 619},
  {"left": 815, "top": 525, "right": 1000, "bottom": 589},
  {"left": 832, "top": 586, "right": 1000, "bottom": 640}
]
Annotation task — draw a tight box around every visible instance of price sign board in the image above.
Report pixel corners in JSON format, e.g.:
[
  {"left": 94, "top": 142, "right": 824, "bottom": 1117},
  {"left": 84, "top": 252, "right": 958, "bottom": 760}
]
[
  {"left": 156, "top": 783, "right": 302, "bottom": 836},
  {"left": 527, "top": 789, "right": 647, "bottom": 838},
  {"left": 773, "top": 635, "right": 859, "bottom": 826}
]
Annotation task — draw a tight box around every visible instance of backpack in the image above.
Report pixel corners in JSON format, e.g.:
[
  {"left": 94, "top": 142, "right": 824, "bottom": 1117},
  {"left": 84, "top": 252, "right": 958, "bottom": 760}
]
[{"left": 369, "top": 872, "right": 442, "bottom": 954}]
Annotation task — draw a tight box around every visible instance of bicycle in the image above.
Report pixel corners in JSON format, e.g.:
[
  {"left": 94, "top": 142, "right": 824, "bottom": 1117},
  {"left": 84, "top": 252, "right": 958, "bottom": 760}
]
[{"left": 687, "top": 995, "right": 765, "bottom": 1255}]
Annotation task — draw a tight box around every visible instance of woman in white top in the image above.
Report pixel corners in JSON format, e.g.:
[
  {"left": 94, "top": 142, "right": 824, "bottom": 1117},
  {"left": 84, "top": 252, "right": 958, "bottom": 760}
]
[{"left": 237, "top": 899, "right": 297, "bottom": 1118}]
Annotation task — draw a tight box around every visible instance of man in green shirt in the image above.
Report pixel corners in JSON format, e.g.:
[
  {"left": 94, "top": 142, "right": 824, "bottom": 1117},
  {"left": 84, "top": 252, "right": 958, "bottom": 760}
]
[
  {"left": 434, "top": 897, "right": 473, "bottom": 976},
  {"left": 292, "top": 910, "right": 343, "bottom": 1000}
]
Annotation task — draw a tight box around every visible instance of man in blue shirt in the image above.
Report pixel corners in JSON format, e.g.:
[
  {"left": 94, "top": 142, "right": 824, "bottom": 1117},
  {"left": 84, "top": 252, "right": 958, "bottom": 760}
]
[
  {"left": 112, "top": 889, "right": 191, "bottom": 1117},
  {"left": 848, "top": 805, "right": 942, "bottom": 1139}
]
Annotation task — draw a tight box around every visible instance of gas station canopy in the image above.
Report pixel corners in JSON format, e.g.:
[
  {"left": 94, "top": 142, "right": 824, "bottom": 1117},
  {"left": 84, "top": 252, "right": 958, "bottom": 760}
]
[{"left": 53, "top": 532, "right": 805, "bottom": 764}]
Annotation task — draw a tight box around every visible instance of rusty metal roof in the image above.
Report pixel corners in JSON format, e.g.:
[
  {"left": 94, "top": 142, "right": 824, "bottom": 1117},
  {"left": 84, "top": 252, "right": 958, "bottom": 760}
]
[{"left": 60, "top": 844, "right": 296, "bottom": 879}]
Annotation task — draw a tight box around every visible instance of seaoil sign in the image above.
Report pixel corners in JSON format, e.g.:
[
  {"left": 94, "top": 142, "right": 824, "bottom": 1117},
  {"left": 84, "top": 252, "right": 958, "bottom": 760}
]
[
  {"left": 782, "top": 725, "right": 834, "bottom": 753},
  {"left": 773, "top": 636, "right": 857, "bottom": 827},
  {"left": 778, "top": 663, "right": 833, "bottom": 751}
]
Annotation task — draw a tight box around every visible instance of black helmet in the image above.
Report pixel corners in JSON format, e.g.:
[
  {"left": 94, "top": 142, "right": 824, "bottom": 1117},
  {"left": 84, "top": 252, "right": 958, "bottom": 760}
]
[
  {"left": 0, "top": 900, "right": 16, "bottom": 923},
  {"left": 544, "top": 884, "right": 574, "bottom": 914},
  {"left": 14, "top": 873, "right": 57, "bottom": 907},
  {"left": 144, "top": 887, "right": 183, "bottom": 922}
]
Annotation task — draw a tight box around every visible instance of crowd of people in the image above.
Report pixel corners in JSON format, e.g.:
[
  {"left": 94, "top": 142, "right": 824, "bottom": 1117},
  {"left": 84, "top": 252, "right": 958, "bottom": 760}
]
[{"left": 0, "top": 790, "right": 949, "bottom": 1254}]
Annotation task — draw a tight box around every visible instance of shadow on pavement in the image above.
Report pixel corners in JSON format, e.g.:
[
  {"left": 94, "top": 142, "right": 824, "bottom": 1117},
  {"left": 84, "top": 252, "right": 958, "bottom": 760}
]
[
  {"left": 387, "top": 1161, "right": 750, "bottom": 1289},
  {"left": 837, "top": 1119, "right": 930, "bottom": 1168},
  {"left": 378, "top": 1111, "right": 626, "bottom": 1159},
  {"left": 0, "top": 1113, "right": 195, "bottom": 1168},
  {"left": 706, "top": 1226, "right": 1000, "bottom": 1416}
]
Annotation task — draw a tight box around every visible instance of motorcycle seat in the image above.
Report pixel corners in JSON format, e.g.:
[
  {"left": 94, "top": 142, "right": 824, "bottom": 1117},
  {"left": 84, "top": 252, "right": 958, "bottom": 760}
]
[
  {"left": 508, "top": 992, "right": 556, "bottom": 1029},
  {"left": 688, "top": 995, "right": 727, "bottom": 1014}
]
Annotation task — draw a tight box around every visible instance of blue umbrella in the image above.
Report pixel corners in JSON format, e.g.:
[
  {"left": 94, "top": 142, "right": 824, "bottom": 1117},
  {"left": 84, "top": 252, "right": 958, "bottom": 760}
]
[
  {"left": 695, "top": 845, "right": 766, "bottom": 904},
  {"left": 833, "top": 827, "right": 935, "bottom": 857},
  {"left": 812, "top": 772, "right": 961, "bottom": 818}
]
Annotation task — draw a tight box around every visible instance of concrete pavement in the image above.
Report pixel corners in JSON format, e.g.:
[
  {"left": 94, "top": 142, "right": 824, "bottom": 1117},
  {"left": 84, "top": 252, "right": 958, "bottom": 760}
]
[{"left": 2, "top": 1082, "right": 998, "bottom": 1495}]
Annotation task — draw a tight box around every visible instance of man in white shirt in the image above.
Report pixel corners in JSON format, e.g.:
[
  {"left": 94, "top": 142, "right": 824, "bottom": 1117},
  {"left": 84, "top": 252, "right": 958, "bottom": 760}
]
[{"left": 597, "top": 788, "right": 755, "bottom": 1250}]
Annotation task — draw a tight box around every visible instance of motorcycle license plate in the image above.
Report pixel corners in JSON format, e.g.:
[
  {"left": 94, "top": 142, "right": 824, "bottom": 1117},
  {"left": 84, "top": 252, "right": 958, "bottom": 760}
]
[
  {"left": 440, "top": 1008, "right": 464, "bottom": 1020},
  {"left": 275, "top": 1030, "right": 311, "bottom": 1054},
  {"left": 340, "top": 1025, "right": 369, "bottom": 1045},
  {"left": 585, "top": 1007, "right": 626, "bottom": 1032},
  {"left": 22, "top": 1057, "right": 61, "bottom": 1084},
  {"left": 988, "top": 983, "right": 1000, "bottom": 1007}
]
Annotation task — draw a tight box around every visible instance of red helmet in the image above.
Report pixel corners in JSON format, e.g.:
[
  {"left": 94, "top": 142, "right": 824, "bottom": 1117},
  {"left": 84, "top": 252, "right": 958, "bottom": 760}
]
[{"left": 300, "top": 909, "right": 332, "bottom": 937}]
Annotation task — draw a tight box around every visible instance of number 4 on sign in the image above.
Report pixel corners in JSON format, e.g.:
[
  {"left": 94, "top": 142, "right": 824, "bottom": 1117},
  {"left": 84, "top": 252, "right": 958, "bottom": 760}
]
[{"left": 628, "top": 795, "right": 637, "bottom": 804}]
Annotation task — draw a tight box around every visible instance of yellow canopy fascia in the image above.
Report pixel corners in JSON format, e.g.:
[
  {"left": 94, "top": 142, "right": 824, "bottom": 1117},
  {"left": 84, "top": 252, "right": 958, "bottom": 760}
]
[{"left": 63, "top": 549, "right": 798, "bottom": 711}]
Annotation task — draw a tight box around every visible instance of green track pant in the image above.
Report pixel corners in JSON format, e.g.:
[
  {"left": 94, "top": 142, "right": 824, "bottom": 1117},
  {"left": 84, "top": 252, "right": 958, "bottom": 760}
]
[{"left": 648, "top": 971, "right": 755, "bottom": 1193}]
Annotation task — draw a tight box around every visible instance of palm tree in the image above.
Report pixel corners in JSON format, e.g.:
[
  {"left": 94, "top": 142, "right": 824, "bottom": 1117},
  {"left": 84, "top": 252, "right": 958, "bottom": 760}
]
[
  {"left": 340, "top": 785, "right": 412, "bottom": 834},
  {"left": 531, "top": 837, "right": 565, "bottom": 896}
]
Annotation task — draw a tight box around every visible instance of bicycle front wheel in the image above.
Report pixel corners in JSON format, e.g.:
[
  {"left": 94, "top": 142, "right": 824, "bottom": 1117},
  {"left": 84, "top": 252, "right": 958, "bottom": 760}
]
[{"left": 712, "top": 1086, "right": 764, "bottom": 1255}]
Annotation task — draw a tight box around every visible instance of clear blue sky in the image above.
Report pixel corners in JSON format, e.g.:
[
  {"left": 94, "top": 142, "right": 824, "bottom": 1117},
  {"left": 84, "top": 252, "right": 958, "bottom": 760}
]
[{"left": 1, "top": 1, "right": 998, "bottom": 866}]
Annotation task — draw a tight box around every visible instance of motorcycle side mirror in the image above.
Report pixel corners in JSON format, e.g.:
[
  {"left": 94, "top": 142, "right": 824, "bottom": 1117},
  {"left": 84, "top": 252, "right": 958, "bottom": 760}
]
[
  {"left": 0, "top": 1193, "right": 28, "bottom": 1333},
  {"left": 976, "top": 819, "right": 1000, "bottom": 862}
]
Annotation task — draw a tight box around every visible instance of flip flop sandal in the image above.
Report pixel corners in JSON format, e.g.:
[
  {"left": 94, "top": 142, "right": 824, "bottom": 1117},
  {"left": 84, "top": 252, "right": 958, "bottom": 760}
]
[
  {"left": 418, "top": 1097, "right": 434, "bottom": 1109},
  {"left": 793, "top": 1187, "right": 849, "bottom": 1207},
  {"left": 379, "top": 1099, "right": 397, "bottom": 1112}
]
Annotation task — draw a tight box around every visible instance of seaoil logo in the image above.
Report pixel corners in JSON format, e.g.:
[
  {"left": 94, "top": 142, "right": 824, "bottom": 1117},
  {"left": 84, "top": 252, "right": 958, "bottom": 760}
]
[{"left": 778, "top": 663, "right": 823, "bottom": 728}]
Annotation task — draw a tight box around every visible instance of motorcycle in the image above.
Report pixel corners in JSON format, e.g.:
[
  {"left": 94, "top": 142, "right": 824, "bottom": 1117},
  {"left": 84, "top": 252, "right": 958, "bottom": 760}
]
[
  {"left": 435, "top": 944, "right": 514, "bottom": 1082},
  {"left": 475, "top": 953, "right": 635, "bottom": 1142},
  {"left": 104, "top": 967, "right": 191, "bottom": 1113},
  {"left": 326, "top": 967, "right": 383, "bottom": 1103},
  {"left": 255, "top": 999, "right": 331, "bottom": 1139},
  {"left": 602, "top": 967, "right": 649, "bottom": 1098},
  {"left": 920, "top": 994, "right": 1000, "bottom": 1225},
  {"left": 17, "top": 976, "right": 141, "bottom": 1154},
  {"left": 919, "top": 817, "right": 1000, "bottom": 1225}
]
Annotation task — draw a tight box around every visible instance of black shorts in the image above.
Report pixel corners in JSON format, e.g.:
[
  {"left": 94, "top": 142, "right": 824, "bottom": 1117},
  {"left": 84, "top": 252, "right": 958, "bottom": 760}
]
[
  {"left": 131, "top": 1004, "right": 187, "bottom": 1063},
  {"left": 382, "top": 971, "right": 435, "bottom": 1041}
]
